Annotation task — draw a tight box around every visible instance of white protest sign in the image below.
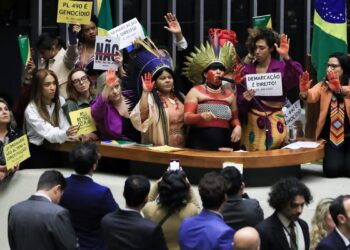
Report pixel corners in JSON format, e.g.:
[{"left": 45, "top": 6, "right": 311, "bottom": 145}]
[
  {"left": 93, "top": 36, "right": 119, "bottom": 71},
  {"left": 283, "top": 100, "right": 302, "bottom": 127},
  {"left": 108, "top": 18, "right": 145, "bottom": 50},
  {"left": 246, "top": 72, "right": 282, "bottom": 96}
]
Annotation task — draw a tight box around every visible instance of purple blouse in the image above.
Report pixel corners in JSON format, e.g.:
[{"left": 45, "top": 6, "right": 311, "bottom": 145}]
[
  {"left": 237, "top": 58, "right": 303, "bottom": 114},
  {"left": 91, "top": 95, "right": 127, "bottom": 140}
]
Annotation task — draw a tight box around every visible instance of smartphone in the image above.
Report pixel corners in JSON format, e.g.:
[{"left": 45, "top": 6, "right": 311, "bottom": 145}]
[{"left": 169, "top": 160, "right": 180, "bottom": 171}]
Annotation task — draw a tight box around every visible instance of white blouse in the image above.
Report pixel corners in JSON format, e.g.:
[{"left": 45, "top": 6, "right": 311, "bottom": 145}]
[{"left": 25, "top": 96, "right": 70, "bottom": 146}]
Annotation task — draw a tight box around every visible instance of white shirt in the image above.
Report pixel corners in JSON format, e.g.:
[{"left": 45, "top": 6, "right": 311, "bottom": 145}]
[
  {"left": 175, "top": 37, "right": 188, "bottom": 51},
  {"left": 33, "top": 192, "right": 52, "bottom": 202},
  {"left": 277, "top": 213, "right": 306, "bottom": 250},
  {"left": 25, "top": 96, "right": 70, "bottom": 145}
]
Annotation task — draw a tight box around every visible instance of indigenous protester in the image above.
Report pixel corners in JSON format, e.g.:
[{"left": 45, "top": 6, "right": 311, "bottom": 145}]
[{"left": 300, "top": 52, "right": 350, "bottom": 177}]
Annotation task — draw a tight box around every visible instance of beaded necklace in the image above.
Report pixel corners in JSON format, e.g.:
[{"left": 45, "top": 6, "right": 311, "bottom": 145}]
[{"left": 158, "top": 91, "right": 179, "bottom": 110}]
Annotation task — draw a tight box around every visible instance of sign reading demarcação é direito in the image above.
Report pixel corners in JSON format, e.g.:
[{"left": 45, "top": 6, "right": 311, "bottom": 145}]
[{"left": 246, "top": 72, "right": 282, "bottom": 96}]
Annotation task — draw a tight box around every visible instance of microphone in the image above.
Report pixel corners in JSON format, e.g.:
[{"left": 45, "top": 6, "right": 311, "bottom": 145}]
[{"left": 218, "top": 76, "right": 235, "bottom": 83}]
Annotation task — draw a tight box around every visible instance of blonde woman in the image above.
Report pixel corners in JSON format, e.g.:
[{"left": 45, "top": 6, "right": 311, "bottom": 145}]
[{"left": 310, "top": 198, "right": 335, "bottom": 250}]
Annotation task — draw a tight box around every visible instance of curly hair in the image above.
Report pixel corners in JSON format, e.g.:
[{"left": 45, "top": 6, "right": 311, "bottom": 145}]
[
  {"left": 66, "top": 68, "right": 96, "bottom": 101},
  {"left": 268, "top": 178, "right": 313, "bottom": 211},
  {"left": 310, "top": 198, "right": 334, "bottom": 250},
  {"left": 245, "top": 27, "right": 280, "bottom": 59},
  {"left": 158, "top": 170, "right": 190, "bottom": 210}
]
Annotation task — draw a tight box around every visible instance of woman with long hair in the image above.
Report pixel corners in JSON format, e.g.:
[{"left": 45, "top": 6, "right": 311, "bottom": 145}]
[
  {"left": 63, "top": 68, "right": 98, "bottom": 142},
  {"left": 142, "top": 170, "right": 200, "bottom": 250},
  {"left": 24, "top": 69, "right": 78, "bottom": 168},
  {"left": 300, "top": 52, "right": 350, "bottom": 177},
  {"left": 310, "top": 198, "right": 335, "bottom": 250},
  {"left": 0, "top": 98, "right": 20, "bottom": 181}
]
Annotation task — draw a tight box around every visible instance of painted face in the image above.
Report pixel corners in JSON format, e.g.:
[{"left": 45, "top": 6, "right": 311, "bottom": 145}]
[
  {"left": 42, "top": 74, "right": 57, "bottom": 103},
  {"left": 327, "top": 57, "right": 343, "bottom": 79},
  {"left": 156, "top": 71, "right": 174, "bottom": 94},
  {"left": 82, "top": 21, "right": 97, "bottom": 42},
  {"left": 254, "top": 39, "right": 273, "bottom": 63},
  {"left": 281, "top": 195, "right": 305, "bottom": 221},
  {"left": 0, "top": 102, "right": 10, "bottom": 125},
  {"left": 205, "top": 68, "right": 225, "bottom": 86},
  {"left": 71, "top": 71, "right": 90, "bottom": 95},
  {"left": 108, "top": 81, "right": 122, "bottom": 103}
]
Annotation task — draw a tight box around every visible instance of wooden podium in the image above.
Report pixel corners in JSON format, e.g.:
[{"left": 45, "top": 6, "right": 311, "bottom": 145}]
[{"left": 46, "top": 141, "right": 324, "bottom": 186}]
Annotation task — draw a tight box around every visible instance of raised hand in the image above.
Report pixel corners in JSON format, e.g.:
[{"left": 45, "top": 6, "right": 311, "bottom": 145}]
[
  {"left": 71, "top": 24, "right": 81, "bottom": 34},
  {"left": 326, "top": 71, "right": 341, "bottom": 93},
  {"left": 142, "top": 72, "right": 155, "bottom": 92},
  {"left": 299, "top": 71, "right": 312, "bottom": 92},
  {"left": 232, "top": 63, "right": 245, "bottom": 84},
  {"left": 164, "top": 13, "right": 182, "bottom": 34},
  {"left": 106, "top": 68, "right": 118, "bottom": 87},
  {"left": 113, "top": 51, "right": 123, "bottom": 66},
  {"left": 275, "top": 34, "right": 290, "bottom": 59}
]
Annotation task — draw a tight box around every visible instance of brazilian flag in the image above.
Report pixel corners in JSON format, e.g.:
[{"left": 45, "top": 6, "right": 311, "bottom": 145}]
[
  {"left": 311, "top": 0, "right": 347, "bottom": 81},
  {"left": 97, "top": 0, "right": 113, "bottom": 36}
]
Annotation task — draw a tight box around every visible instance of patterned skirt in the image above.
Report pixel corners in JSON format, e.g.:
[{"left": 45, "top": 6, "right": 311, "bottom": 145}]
[{"left": 242, "top": 108, "right": 286, "bottom": 151}]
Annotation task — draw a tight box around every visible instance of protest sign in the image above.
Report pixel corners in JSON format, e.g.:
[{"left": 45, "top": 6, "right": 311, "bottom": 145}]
[
  {"left": 283, "top": 100, "right": 302, "bottom": 127},
  {"left": 252, "top": 14, "right": 272, "bottom": 28},
  {"left": 246, "top": 72, "right": 282, "bottom": 96},
  {"left": 93, "top": 36, "right": 119, "bottom": 70},
  {"left": 69, "top": 107, "right": 97, "bottom": 136},
  {"left": 57, "top": 0, "right": 92, "bottom": 25},
  {"left": 108, "top": 18, "right": 145, "bottom": 50},
  {"left": 4, "top": 135, "right": 30, "bottom": 170},
  {"left": 17, "top": 35, "right": 31, "bottom": 66}
]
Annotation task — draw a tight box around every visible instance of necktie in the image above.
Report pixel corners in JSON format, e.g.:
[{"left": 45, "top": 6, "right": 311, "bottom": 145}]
[{"left": 289, "top": 222, "right": 297, "bottom": 250}]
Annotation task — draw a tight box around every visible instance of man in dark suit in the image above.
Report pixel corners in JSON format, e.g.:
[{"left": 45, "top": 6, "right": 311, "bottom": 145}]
[
  {"left": 8, "top": 170, "right": 77, "bottom": 250},
  {"left": 316, "top": 195, "right": 350, "bottom": 250},
  {"left": 256, "top": 178, "right": 312, "bottom": 250},
  {"left": 101, "top": 175, "right": 168, "bottom": 250},
  {"left": 221, "top": 166, "right": 264, "bottom": 230},
  {"left": 60, "top": 143, "right": 119, "bottom": 250},
  {"left": 179, "top": 172, "right": 235, "bottom": 250}
]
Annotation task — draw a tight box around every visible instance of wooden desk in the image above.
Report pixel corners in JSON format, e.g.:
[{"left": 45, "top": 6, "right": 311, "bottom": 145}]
[{"left": 46, "top": 141, "right": 324, "bottom": 169}]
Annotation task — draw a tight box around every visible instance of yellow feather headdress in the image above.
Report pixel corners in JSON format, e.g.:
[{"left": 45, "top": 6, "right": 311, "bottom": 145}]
[{"left": 182, "top": 41, "right": 236, "bottom": 85}]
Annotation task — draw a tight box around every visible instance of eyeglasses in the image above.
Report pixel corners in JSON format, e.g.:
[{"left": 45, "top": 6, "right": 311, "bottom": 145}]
[
  {"left": 327, "top": 64, "right": 340, "bottom": 70},
  {"left": 72, "top": 75, "right": 88, "bottom": 85}
]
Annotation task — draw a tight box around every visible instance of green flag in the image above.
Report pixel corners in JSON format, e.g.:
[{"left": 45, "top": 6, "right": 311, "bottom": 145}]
[
  {"left": 17, "top": 35, "right": 31, "bottom": 66},
  {"left": 311, "top": 0, "right": 347, "bottom": 81},
  {"left": 97, "top": 0, "right": 113, "bottom": 36},
  {"left": 252, "top": 14, "right": 272, "bottom": 28}
]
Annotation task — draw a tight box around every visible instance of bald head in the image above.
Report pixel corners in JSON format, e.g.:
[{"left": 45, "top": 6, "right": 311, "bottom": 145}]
[{"left": 233, "top": 227, "right": 260, "bottom": 250}]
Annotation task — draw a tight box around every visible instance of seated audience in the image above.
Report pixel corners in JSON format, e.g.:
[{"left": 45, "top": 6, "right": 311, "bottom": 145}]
[
  {"left": 310, "top": 198, "right": 335, "bottom": 250},
  {"left": 63, "top": 68, "right": 98, "bottom": 142},
  {"left": 101, "top": 175, "right": 168, "bottom": 250},
  {"left": 142, "top": 169, "right": 200, "bottom": 250},
  {"left": 233, "top": 227, "right": 261, "bottom": 250},
  {"left": 221, "top": 166, "right": 264, "bottom": 230},
  {"left": 179, "top": 172, "right": 234, "bottom": 250},
  {"left": 59, "top": 143, "right": 119, "bottom": 250},
  {"left": 316, "top": 195, "right": 350, "bottom": 250},
  {"left": 8, "top": 170, "right": 77, "bottom": 250},
  {"left": 24, "top": 69, "right": 78, "bottom": 168},
  {"left": 0, "top": 98, "right": 20, "bottom": 181},
  {"left": 256, "top": 178, "right": 312, "bottom": 250},
  {"left": 299, "top": 52, "right": 350, "bottom": 177}
]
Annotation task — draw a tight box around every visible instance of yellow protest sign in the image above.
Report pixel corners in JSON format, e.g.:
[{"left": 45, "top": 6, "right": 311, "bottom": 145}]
[
  {"left": 4, "top": 135, "right": 30, "bottom": 170},
  {"left": 69, "top": 107, "right": 97, "bottom": 136},
  {"left": 57, "top": 0, "right": 93, "bottom": 25}
]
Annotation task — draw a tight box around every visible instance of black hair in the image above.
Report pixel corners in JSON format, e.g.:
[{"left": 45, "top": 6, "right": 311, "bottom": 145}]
[
  {"left": 37, "top": 170, "right": 66, "bottom": 191},
  {"left": 151, "top": 67, "right": 184, "bottom": 145},
  {"left": 328, "top": 52, "right": 350, "bottom": 86},
  {"left": 70, "top": 143, "right": 99, "bottom": 175},
  {"left": 36, "top": 33, "right": 65, "bottom": 50},
  {"left": 158, "top": 170, "right": 190, "bottom": 210},
  {"left": 247, "top": 28, "right": 279, "bottom": 59},
  {"left": 329, "top": 195, "right": 350, "bottom": 226},
  {"left": 199, "top": 172, "right": 226, "bottom": 210},
  {"left": 220, "top": 167, "right": 242, "bottom": 195},
  {"left": 123, "top": 175, "right": 150, "bottom": 207},
  {"left": 77, "top": 14, "right": 99, "bottom": 43},
  {"left": 202, "top": 62, "right": 226, "bottom": 84},
  {"left": 268, "top": 178, "right": 312, "bottom": 211}
]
